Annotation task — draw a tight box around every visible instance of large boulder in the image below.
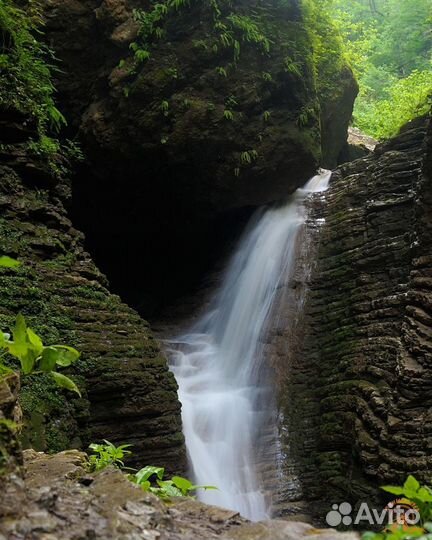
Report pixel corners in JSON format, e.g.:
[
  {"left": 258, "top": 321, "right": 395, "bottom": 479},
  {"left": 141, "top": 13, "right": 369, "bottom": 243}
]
[{"left": 39, "top": 0, "right": 356, "bottom": 313}]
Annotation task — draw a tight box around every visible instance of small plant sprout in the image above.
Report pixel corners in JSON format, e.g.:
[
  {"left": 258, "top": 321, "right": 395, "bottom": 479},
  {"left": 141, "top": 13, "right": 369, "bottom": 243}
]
[
  {"left": 262, "top": 71, "right": 272, "bottom": 82},
  {"left": 263, "top": 110, "right": 271, "bottom": 121},
  {"left": 87, "top": 440, "right": 133, "bottom": 472},
  {"left": 240, "top": 150, "right": 258, "bottom": 164},
  {"left": 0, "top": 314, "right": 81, "bottom": 396},
  {"left": 223, "top": 109, "right": 234, "bottom": 120},
  {"left": 131, "top": 465, "right": 217, "bottom": 499},
  {"left": 234, "top": 167, "right": 240, "bottom": 177},
  {"left": 161, "top": 100, "right": 169, "bottom": 116},
  {"left": 216, "top": 66, "right": 227, "bottom": 77}
]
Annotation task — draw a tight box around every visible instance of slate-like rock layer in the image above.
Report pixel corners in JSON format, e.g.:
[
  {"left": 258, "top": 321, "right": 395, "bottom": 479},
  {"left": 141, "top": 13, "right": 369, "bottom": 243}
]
[
  {"left": 0, "top": 110, "right": 186, "bottom": 472},
  {"left": 278, "top": 116, "right": 432, "bottom": 519}
]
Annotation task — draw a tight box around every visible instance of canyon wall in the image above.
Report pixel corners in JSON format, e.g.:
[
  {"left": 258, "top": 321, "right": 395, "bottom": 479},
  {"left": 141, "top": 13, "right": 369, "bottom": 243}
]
[
  {"left": 278, "top": 116, "right": 432, "bottom": 520},
  {"left": 0, "top": 111, "right": 186, "bottom": 472}
]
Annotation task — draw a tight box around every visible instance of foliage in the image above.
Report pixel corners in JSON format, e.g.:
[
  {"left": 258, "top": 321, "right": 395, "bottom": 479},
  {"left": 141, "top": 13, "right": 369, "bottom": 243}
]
[
  {"left": 240, "top": 149, "right": 258, "bottom": 164},
  {"left": 0, "top": 0, "right": 65, "bottom": 134},
  {"left": 355, "top": 70, "right": 432, "bottom": 139},
  {"left": 131, "top": 464, "right": 217, "bottom": 499},
  {"left": 87, "top": 440, "right": 217, "bottom": 501},
  {"left": 362, "top": 476, "right": 432, "bottom": 540},
  {"left": 129, "top": 0, "right": 271, "bottom": 70},
  {"left": 302, "top": 0, "right": 346, "bottom": 98},
  {"left": 326, "top": 0, "right": 432, "bottom": 138},
  {"left": 0, "top": 256, "right": 20, "bottom": 268},
  {"left": 87, "top": 440, "right": 132, "bottom": 471},
  {"left": 0, "top": 314, "right": 81, "bottom": 395},
  {"left": 381, "top": 475, "right": 432, "bottom": 522},
  {"left": 363, "top": 523, "right": 432, "bottom": 540}
]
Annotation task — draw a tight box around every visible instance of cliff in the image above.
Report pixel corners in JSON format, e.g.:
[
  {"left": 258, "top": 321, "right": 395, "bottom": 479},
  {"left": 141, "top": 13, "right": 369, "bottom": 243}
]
[
  {"left": 39, "top": 0, "right": 357, "bottom": 313},
  {"left": 278, "top": 115, "right": 432, "bottom": 518},
  {"left": 0, "top": 110, "right": 186, "bottom": 471}
]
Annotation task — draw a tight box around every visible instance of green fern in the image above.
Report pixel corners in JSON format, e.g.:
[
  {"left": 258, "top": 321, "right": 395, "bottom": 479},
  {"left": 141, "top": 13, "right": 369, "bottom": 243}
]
[
  {"left": 223, "top": 109, "right": 234, "bottom": 120},
  {"left": 216, "top": 66, "right": 228, "bottom": 77},
  {"left": 161, "top": 100, "right": 169, "bottom": 115}
]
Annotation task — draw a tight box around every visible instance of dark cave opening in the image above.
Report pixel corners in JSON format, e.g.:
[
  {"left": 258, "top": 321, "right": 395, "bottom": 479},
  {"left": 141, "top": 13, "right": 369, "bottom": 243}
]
[{"left": 71, "top": 163, "right": 256, "bottom": 319}]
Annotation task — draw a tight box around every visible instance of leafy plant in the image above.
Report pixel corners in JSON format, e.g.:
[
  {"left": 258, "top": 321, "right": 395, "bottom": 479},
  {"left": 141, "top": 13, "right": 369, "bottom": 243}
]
[
  {"left": 87, "top": 440, "right": 133, "bottom": 471},
  {"left": 362, "top": 477, "right": 432, "bottom": 540},
  {"left": 382, "top": 476, "right": 432, "bottom": 522},
  {"left": 0, "top": 256, "right": 20, "bottom": 268},
  {"left": 215, "top": 66, "right": 227, "bottom": 77},
  {"left": 0, "top": 0, "right": 65, "bottom": 133},
  {"left": 261, "top": 71, "right": 272, "bottom": 82},
  {"left": 223, "top": 109, "right": 234, "bottom": 120},
  {"left": 363, "top": 523, "right": 432, "bottom": 540},
  {"left": 0, "top": 314, "right": 81, "bottom": 395},
  {"left": 131, "top": 465, "right": 217, "bottom": 499},
  {"left": 240, "top": 149, "right": 258, "bottom": 164},
  {"left": 160, "top": 100, "right": 169, "bottom": 115},
  {"left": 263, "top": 110, "right": 271, "bottom": 121}
]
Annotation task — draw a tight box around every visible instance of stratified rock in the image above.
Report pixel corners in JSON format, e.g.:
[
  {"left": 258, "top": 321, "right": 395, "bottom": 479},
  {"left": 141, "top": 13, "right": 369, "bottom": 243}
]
[
  {"left": 0, "top": 108, "right": 186, "bottom": 472},
  {"left": 277, "top": 115, "right": 432, "bottom": 519},
  {"left": 0, "top": 372, "right": 22, "bottom": 479}
]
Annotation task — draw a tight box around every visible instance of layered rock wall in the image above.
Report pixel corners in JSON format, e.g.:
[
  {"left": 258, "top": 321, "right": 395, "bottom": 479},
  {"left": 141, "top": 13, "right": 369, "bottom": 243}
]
[
  {"left": 0, "top": 110, "right": 186, "bottom": 472},
  {"left": 278, "top": 117, "right": 432, "bottom": 520}
]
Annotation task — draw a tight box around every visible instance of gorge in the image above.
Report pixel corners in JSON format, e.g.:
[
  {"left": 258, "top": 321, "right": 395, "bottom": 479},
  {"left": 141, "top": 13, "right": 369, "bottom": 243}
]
[{"left": 0, "top": 0, "right": 431, "bottom": 538}]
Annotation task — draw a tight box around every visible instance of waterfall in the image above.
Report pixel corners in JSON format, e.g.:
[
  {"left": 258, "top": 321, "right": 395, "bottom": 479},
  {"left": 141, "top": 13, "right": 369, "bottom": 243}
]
[{"left": 164, "top": 170, "right": 331, "bottom": 521}]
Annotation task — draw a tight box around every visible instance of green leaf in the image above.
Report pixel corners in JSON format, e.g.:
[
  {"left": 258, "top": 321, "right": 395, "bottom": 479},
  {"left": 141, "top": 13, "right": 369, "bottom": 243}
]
[
  {"left": 405, "top": 475, "right": 421, "bottom": 493},
  {"left": 39, "top": 347, "right": 57, "bottom": 372},
  {"left": 49, "top": 345, "right": 80, "bottom": 367},
  {"left": 13, "top": 314, "right": 27, "bottom": 347},
  {"left": 155, "top": 480, "right": 183, "bottom": 498},
  {"left": 135, "top": 466, "right": 165, "bottom": 485},
  {"left": 418, "top": 487, "right": 432, "bottom": 503},
  {"left": 27, "top": 328, "right": 44, "bottom": 356},
  {"left": 51, "top": 372, "right": 81, "bottom": 397},
  {"left": 0, "top": 256, "right": 20, "bottom": 268},
  {"left": 172, "top": 476, "right": 193, "bottom": 495},
  {"left": 192, "top": 484, "right": 218, "bottom": 491}
]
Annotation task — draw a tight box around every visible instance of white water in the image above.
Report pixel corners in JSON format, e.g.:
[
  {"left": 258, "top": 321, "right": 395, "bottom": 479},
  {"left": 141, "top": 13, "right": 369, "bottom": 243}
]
[{"left": 165, "top": 170, "right": 331, "bottom": 521}]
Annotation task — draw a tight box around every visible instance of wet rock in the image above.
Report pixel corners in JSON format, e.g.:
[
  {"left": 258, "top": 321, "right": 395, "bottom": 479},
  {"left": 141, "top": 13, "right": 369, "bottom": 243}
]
[{"left": 277, "top": 116, "right": 432, "bottom": 519}]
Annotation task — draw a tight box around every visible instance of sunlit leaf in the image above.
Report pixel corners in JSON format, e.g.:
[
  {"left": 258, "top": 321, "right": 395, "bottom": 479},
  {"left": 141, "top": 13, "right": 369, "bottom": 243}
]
[
  {"left": 39, "top": 347, "right": 57, "bottom": 372},
  {"left": 135, "top": 466, "right": 165, "bottom": 485},
  {"left": 0, "top": 256, "right": 20, "bottom": 268},
  {"left": 27, "top": 328, "right": 44, "bottom": 356},
  {"left": 50, "top": 345, "right": 80, "bottom": 366},
  {"left": 51, "top": 371, "right": 81, "bottom": 396}
]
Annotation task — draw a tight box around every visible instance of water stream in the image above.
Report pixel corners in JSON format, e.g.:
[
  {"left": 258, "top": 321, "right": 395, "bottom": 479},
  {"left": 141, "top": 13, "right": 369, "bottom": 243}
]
[{"left": 164, "top": 170, "right": 331, "bottom": 521}]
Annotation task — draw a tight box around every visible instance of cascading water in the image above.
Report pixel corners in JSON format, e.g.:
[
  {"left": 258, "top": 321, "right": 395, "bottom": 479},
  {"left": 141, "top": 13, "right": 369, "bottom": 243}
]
[{"left": 164, "top": 170, "right": 331, "bottom": 521}]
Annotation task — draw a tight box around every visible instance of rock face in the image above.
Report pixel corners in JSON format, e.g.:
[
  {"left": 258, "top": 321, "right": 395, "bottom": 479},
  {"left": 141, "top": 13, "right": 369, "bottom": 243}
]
[
  {"left": 39, "top": 0, "right": 356, "bottom": 313},
  {"left": 277, "top": 116, "right": 432, "bottom": 520},
  {"left": 0, "top": 109, "right": 186, "bottom": 472},
  {"left": 0, "top": 372, "right": 22, "bottom": 480},
  {"left": 0, "top": 448, "right": 360, "bottom": 540}
]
